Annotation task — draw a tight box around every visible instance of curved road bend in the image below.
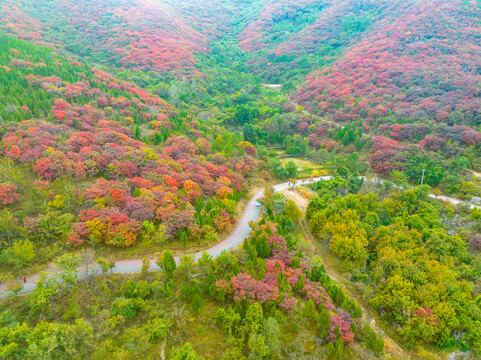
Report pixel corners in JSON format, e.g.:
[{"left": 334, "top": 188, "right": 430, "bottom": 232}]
[
  {"left": 0, "top": 177, "right": 326, "bottom": 298},
  {"left": 1, "top": 176, "right": 478, "bottom": 298}
]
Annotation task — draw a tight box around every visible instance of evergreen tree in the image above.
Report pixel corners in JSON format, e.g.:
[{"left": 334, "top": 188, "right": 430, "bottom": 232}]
[
  {"left": 318, "top": 309, "right": 331, "bottom": 338},
  {"left": 192, "top": 293, "right": 203, "bottom": 313},
  {"left": 158, "top": 250, "right": 176, "bottom": 277}
]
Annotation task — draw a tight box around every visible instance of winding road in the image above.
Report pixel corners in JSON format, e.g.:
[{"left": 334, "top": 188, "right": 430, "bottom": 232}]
[{"left": 0, "top": 176, "right": 478, "bottom": 299}]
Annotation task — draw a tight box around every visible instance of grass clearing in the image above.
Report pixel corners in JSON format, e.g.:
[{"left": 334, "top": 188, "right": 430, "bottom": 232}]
[{"left": 279, "top": 157, "right": 325, "bottom": 177}]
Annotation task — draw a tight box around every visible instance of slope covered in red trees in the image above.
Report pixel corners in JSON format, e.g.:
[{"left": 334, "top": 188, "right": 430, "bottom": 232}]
[
  {"left": 0, "top": 2, "right": 48, "bottom": 46},
  {"left": 297, "top": 0, "right": 481, "bottom": 127},
  {"left": 0, "top": 0, "right": 243, "bottom": 77},
  {"left": 0, "top": 34, "right": 256, "bottom": 250}
]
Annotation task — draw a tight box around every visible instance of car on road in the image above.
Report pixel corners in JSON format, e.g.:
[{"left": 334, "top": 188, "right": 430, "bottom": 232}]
[{"left": 255, "top": 201, "right": 262, "bottom": 207}]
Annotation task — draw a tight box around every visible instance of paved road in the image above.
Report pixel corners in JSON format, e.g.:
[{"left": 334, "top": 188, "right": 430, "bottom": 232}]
[
  {"left": 0, "top": 177, "right": 326, "bottom": 298},
  {"left": 1, "top": 176, "right": 478, "bottom": 298}
]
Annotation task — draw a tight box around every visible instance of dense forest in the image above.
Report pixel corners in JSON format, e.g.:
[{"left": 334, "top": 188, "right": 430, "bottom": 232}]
[{"left": 0, "top": 0, "right": 481, "bottom": 359}]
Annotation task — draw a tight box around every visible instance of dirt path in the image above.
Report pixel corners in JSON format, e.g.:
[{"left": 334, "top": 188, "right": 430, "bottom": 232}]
[
  {"left": 299, "top": 218, "right": 411, "bottom": 359},
  {"left": 280, "top": 188, "right": 310, "bottom": 212},
  {"left": 288, "top": 183, "right": 410, "bottom": 358},
  {"left": 260, "top": 84, "right": 282, "bottom": 90},
  {"left": 468, "top": 169, "right": 481, "bottom": 178}
]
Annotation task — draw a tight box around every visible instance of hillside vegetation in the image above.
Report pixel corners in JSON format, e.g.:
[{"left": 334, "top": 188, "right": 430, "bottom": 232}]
[
  {"left": 0, "top": 34, "right": 255, "bottom": 270},
  {"left": 0, "top": 0, "right": 481, "bottom": 359}
]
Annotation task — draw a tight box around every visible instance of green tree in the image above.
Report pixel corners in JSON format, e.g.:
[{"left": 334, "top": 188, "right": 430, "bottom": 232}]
[
  {"left": 151, "top": 224, "right": 168, "bottom": 245},
  {"left": 248, "top": 332, "right": 270, "bottom": 359},
  {"left": 216, "top": 307, "right": 241, "bottom": 336},
  {"left": 318, "top": 309, "right": 331, "bottom": 338},
  {"left": 97, "top": 257, "right": 115, "bottom": 275},
  {"left": 336, "top": 165, "right": 349, "bottom": 178},
  {"left": 192, "top": 293, "right": 203, "bottom": 313},
  {"left": 326, "top": 342, "right": 335, "bottom": 357},
  {"left": 285, "top": 160, "right": 298, "bottom": 178},
  {"left": 390, "top": 170, "right": 409, "bottom": 187},
  {"left": 141, "top": 257, "right": 151, "bottom": 275},
  {"left": 56, "top": 253, "right": 80, "bottom": 292},
  {"left": 263, "top": 317, "right": 281, "bottom": 358},
  {"left": 171, "top": 343, "right": 199, "bottom": 360},
  {"left": 144, "top": 317, "right": 172, "bottom": 339},
  {"left": 0, "top": 208, "right": 18, "bottom": 246},
  {"left": 243, "top": 123, "right": 257, "bottom": 143},
  {"left": 284, "top": 199, "right": 303, "bottom": 222},
  {"left": 158, "top": 250, "right": 176, "bottom": 277},
  {"left": 111, "top": 297, "right": 136, "bottom": 319},
  {"left": 0, "top": 240, "right": 35, "bottom": 269},
  {"left": 334, "top": 338, "right": 344, "bottom": 360}
]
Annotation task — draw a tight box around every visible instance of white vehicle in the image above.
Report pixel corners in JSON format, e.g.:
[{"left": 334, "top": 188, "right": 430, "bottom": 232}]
[{"left": 255, "top": 201, "right": 262, "bottom": 207}]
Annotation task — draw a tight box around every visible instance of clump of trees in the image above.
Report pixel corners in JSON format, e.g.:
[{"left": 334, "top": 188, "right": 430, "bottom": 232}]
[{"left": 307, "top": 178, "right": 481, "bottom": 353}]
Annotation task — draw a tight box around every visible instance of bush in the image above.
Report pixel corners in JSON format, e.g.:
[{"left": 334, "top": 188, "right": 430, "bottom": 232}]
[
  {"left": 0, "top": 240, "right": 35, "bottom": 269},
  {"left": 120, "top": 279, "right": 152, "bottom": 299},
  {"left": 171, "top": 343, "right": 199, "bottom": 360},
  {"left": 363, "top": 325, "right": 384, "bottom": 353},
  {"left": 111, "top": 297, "right": 136, "bottom": 319},
  {"left": 144, "top": 317, "right": 172, "bottom": 339}
]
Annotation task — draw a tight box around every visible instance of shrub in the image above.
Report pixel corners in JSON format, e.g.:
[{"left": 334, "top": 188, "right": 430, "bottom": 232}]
[{"left": 111, "top": 297, "right": 136, "bottom": 319}]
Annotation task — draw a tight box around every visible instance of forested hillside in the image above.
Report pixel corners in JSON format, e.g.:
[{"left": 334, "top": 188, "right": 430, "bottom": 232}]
[
  {"left": 0, "top": 0, "right": 243, "bottom": 77},
  {"left": 298, "top": 0, "right": 481, "bottom": 126},
  {"left": 0, "top": 34, "right": 255, "bottom": 269},
  {"left": 307, "top": 178, "right": 481, "bottom": 354},
  {"left": 1, "top": 0, "right": 481, "bottom": 359}
]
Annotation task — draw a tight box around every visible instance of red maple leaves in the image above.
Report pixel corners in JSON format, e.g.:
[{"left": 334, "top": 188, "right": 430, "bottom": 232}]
[{"left": 0, "top": 183, "right": 19, "bottom": 206}]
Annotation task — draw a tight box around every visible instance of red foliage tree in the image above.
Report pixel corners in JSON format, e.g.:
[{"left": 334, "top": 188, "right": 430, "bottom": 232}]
[
  {"left": 0, "top": 183, "right": 19, "bottom": 206},
  {"left": 327, "top": 312, "right": 355, "bottom": 345}
]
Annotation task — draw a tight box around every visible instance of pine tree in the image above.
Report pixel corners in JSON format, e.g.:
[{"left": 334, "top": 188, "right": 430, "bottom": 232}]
[
  {"left": 353, "top": 304, "right": 362, "bottom": 318},
  {"left": 134, "top": 124, "right": 141, "bottom": 139},
  {"left": 158, "top": 250, "right": 176, "bottom": 277},
  {"left": 181, "top": 231, "right": 188, "bottom": 246},
  {"left": 303, "top": 298, "right": 316, "bottom": 320},
  {"left": 318, "top": 309, "right": 331, "bottom": 338},
  {"left": 192, "top": 293, "right": 203, "bottom": 313},
  {"left": 334, "top": 339, "right": 343, "bottom": 360},
  {"left": 209, "top": 282, "right": 217, "bottom": 299},
  {"left": 294, "top": 275, "right": 305, "bottom": 291},
  {"left": 326, "top": 342, "right": 335, "bottom": 357}
]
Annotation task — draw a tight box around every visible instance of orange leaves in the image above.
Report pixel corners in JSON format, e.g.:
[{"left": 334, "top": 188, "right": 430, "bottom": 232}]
[
  {"left": 105, "top": 221, "right": 141, "bottom": 247},
  {"left": 109, "top": 188, "right": 126, "bottom": 206},
  {"left": 150, "top": 121, "right": 163, "bottom": 131},
  {"left": 84, "top": 216, "right": 141, "bottom": 247},
  {"left": 164, "top": 175, "right": 178, "bottom": 189},
  {"left": 212, "top": 209, "right": 233, "bottom": 233},
  {"left": 155, "top": 204, "right": 176, "bottom": 222},
  {"left": 217, "top": 176, "right": 231, "bottom": 187},
  {"left": 127, "top": 177, "right": 153, "bottom": 190},
  {"left": 216, "top": 186, "right": 233, "bottom": 200},
  {"left": 183, "top": 180, "right": 199, "bottom": 192},
  {"left": 325, "top": 141, "right": 337, "bottom": 152}
]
